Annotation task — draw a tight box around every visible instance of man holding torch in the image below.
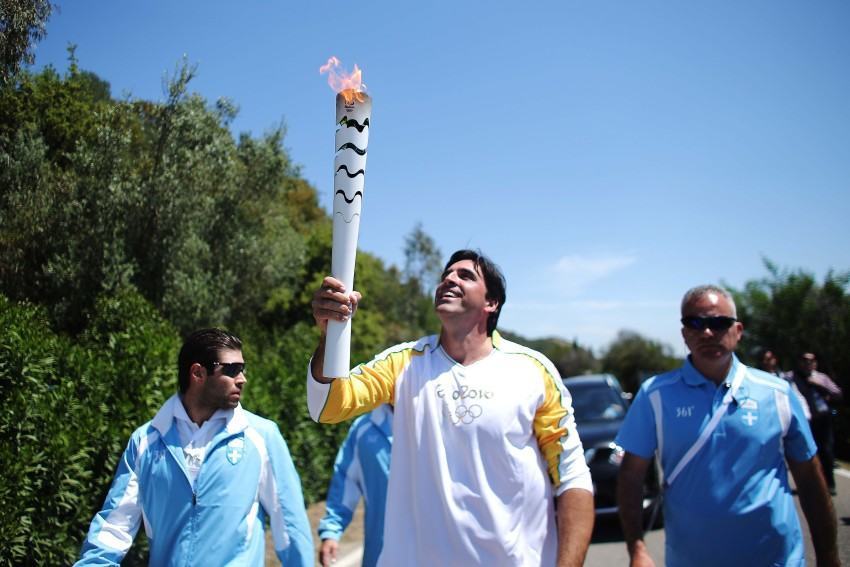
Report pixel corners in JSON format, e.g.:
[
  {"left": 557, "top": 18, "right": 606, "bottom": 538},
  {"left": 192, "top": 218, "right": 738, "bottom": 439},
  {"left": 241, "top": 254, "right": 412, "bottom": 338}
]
[{"left": 307, "top": 249, "right": 594, "bottom": 566}]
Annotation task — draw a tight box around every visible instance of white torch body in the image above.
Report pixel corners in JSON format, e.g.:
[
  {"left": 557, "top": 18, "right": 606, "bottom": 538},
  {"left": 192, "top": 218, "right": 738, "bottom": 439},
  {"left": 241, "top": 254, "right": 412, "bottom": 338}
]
[{"left": 325, "top": 92, "right": 371, "bottom": 378}]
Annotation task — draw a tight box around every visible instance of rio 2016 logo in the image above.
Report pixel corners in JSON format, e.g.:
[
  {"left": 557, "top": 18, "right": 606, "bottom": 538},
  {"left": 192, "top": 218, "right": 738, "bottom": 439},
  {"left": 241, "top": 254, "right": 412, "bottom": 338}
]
[
  {"left": 435, "top": 384, "right": 494, "bottom": 401},
  {"left": 436, "top": 384, "right": 494, "bottom": 424}
]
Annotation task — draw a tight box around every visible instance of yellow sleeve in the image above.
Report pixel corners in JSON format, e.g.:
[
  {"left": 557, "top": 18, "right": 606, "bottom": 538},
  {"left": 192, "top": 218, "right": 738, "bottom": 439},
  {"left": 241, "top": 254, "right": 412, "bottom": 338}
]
[
  {"left": 531, "top": 360, "right": 575, "bottom": 487},
  {"left": 318, "top": 347, "right": 419, "bottom": 423}
]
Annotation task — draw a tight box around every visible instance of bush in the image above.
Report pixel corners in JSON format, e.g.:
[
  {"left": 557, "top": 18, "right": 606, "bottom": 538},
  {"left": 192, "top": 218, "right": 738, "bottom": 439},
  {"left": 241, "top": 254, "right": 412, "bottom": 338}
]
[
  {"left": 0, "top": 290, "right": 178, "bottom": 564},
  {"left": 0, "top": 296, "right": 85, "bottom": 564}
]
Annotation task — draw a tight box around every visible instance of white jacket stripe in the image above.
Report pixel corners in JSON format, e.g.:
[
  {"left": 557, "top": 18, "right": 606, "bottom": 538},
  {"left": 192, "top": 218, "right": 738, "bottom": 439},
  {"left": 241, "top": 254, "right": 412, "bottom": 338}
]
[
  {"left": 95, "top": 471, "right": 141, "bottom": 552},
  {"left": 245, "top": 427, "right": 291, "bottom": 552},
  {"left": 649, "top": 389, "right": 664, "bottom": 484}
]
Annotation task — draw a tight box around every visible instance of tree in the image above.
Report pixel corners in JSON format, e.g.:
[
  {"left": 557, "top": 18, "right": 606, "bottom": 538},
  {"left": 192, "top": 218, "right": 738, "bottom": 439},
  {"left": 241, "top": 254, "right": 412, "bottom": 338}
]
[
  {"left": 0, "top": 0, "right": 53, "bottom": 82},
  {"left": 601, "top": 330, "right": 680, "bottom": 394},
  {"left": 728, "top": 260, "right": 850, "bottom": 374},
  {"left": 728, "top": 259, "right": 850, "bottom": 458},
  {"left": 500, "top": 331, "right": 600, "bottom": 378},
  {"left": 403, "top": 221, "right": 443, "bottom": 296},
  {"left": 0, "top": 59, "right": 309, "bottom": 334}
]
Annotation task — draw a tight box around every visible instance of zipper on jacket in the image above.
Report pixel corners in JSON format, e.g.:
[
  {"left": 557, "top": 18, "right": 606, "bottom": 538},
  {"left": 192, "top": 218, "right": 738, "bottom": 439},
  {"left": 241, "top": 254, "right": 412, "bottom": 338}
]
[{"left": 192, "top": 491, "right": 197, "bottom": 506}]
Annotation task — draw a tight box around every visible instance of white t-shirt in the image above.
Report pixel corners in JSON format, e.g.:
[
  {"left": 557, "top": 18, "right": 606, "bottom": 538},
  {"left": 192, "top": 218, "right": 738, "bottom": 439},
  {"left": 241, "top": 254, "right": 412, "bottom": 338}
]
[
  {"left": 172, "top": 398, "right": 231, "bottom": 486},
  {"left": 307, "top": 332, "right": 592, "bottom": 566}
]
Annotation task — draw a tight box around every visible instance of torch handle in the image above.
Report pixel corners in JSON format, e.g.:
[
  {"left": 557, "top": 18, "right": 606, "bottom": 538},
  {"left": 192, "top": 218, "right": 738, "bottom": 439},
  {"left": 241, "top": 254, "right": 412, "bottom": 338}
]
[
  {"left": 323, "top": 209, "right": 362, "bottom": 378},
  {"left": 324, "top": 92, "right": 371, "bottom": 379}
]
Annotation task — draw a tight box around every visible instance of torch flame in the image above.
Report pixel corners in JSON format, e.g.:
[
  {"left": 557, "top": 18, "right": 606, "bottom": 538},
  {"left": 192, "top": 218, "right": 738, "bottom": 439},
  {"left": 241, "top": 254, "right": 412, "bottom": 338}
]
[{"left": 319, "top": 56, "right": 367, "bottom": 104}]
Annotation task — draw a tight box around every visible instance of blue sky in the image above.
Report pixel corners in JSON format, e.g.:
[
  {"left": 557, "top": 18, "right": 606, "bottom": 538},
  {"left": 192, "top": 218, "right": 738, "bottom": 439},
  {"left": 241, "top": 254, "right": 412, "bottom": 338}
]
[{"left": 34, "top": 1, "right": 850, "bottom": 356}]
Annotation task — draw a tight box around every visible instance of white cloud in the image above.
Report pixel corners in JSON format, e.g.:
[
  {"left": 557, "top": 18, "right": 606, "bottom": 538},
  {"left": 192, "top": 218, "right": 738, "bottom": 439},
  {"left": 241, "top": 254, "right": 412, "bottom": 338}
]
[{"left": 550, "top": 254, "right": 638, "bottom": 295}]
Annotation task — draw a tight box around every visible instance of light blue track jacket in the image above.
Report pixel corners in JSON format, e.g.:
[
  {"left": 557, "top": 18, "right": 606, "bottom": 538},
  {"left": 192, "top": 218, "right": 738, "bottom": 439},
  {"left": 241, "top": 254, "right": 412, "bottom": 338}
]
[
  {"left": 318, "top": 405, "right": 392, "bottom": 567},
  {"left": 76, "top": 395, "right": 313, "bottom": 566}
]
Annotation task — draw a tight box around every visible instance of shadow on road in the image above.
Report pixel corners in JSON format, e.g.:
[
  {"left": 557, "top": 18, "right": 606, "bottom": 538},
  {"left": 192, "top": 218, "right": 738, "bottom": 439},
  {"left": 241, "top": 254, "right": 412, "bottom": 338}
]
[{"left": 591, "top": 515, "right": 663, "bottom": 544}]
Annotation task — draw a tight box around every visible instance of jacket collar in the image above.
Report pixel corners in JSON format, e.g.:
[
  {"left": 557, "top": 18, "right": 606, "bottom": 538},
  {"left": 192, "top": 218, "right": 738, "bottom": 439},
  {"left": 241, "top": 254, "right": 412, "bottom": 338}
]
[
  {"left": 682, "top": 354, "right": 742, "bottom": 390},
  {"left": 152, "top": 394, "right": 249, "bottom": 436}
]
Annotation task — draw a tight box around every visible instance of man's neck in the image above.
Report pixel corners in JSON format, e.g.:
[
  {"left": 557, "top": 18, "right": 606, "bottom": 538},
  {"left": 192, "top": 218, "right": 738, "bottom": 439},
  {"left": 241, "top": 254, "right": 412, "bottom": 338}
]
[
  {"left": 691, "top": 355, "right": 733, "bottom": 386},
  {"left": 439, "top": 325, "right": 493, "bottom": 366},
  {"left": 180, "top": 395, "right": 215, "bottom": 427}
]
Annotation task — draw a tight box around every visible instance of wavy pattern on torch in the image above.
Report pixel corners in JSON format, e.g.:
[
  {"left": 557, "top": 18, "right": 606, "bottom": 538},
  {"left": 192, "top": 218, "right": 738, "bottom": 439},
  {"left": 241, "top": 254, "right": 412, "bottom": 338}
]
[
  {"left": 336, "top": 142, "right": 367, "bottom": 156},
  {"left": 334, "top": 190, "right": 363, "bottom": 204},
  {"left": 337, "top": 116, "right": 370, "bottom": 132},
  {"left": 334, "top": 211, "right": 361, "bottom": 224},
  {"left": 335, "top": 165, "right": 365, "bottom": 178}
]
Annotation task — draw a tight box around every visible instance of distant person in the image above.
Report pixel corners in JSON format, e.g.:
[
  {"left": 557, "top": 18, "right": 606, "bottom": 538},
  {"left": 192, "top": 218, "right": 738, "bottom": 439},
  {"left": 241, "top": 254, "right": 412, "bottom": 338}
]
[
  {"left": 307, "top": 249, "right": 594, "bottom": 566},
  {"left": 76, "top": 328, "right": 313, "bottom": 566},
  {"left": 616, "top": 285, "right": 838, "bottom": 567},
  {"left": 757, "top": 347, "right": 782, "bottom": 377},
  {"left": 318, "top": 404, "right": 392, "bottom": 567},
  {"left": 758, "top": 347, "right": 810, "bottom": 419},
  {"left": 791, "top": 352, "right": 843, "bottom": 495}
]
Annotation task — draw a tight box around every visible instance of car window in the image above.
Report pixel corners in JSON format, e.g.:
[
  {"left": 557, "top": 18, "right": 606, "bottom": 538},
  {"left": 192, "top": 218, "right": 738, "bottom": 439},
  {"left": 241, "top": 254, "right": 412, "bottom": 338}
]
[{"left": 567, "top": 382, "right": 626, "bottom": 422}]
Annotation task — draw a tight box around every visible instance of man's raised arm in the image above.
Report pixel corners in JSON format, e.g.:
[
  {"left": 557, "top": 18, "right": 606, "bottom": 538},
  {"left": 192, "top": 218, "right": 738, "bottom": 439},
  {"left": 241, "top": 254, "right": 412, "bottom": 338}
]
[{"left": 310, "top": 276, "right": 360, "bottom": 384}]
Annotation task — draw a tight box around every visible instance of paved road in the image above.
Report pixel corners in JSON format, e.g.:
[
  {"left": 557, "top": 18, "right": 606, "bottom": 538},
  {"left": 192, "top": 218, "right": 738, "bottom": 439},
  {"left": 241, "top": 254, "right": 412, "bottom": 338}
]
[
  {"left": 585, "top": 465, "right": 850, "bottom": 566},
  {"left": 274, "top": 465, "right": 850, "bottom": 566}
]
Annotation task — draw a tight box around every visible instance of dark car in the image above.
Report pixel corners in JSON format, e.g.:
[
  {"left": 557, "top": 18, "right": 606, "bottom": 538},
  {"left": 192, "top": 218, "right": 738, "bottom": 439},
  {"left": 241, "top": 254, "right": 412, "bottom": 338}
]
[{"left": 564, "top": 374, "right": 662, "bottom": 525}]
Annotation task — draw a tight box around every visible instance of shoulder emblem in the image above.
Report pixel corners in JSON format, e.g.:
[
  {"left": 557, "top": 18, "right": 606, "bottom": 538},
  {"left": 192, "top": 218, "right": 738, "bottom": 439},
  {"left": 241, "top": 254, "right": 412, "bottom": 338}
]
[
  {"left": 226, "top": 437, "right": 245, "bottom": 465},
  {"left": 739, "top": 398, "right": 759, "bottom": 426}
]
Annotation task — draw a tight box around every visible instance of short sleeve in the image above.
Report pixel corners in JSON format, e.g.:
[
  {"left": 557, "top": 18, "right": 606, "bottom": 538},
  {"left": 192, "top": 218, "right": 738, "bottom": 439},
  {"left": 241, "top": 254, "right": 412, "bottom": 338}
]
[
  {"left": 615, "top": 385, "right": 659, "bottom": 459},
  {"left": 783, "top": 387, "right": 819, "bottom": 463}
]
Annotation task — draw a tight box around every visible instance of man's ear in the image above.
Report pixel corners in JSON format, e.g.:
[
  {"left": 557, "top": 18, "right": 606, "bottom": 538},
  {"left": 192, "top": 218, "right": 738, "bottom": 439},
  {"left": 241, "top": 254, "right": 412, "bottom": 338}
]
[
  {"left": 190, "top": 363, "right": 207, "bottom": 386},
  {"left": 734, "top": 321, "right": 744, "bottom": 341},
  {"left": 484, "top": 298, "right": 499, "bottom": 313}
]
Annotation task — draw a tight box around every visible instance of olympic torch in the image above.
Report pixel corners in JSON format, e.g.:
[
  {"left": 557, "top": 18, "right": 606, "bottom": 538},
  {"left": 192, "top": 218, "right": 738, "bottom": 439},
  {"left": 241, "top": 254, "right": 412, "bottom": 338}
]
[{"left": 320, "top": 57, "right": 372, "bottom": 377}]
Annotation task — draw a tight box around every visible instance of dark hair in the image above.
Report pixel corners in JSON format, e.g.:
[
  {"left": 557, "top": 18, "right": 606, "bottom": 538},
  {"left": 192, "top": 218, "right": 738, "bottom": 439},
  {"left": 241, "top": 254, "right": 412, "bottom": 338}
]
[
  {"left": 755, "top": 347, "right": 774, "bottom": 369},
  {"left": 443, "top": 249, "right": 506, "bottom": 336},
  {"left": 177, "top": 328, "right": 242, "bottom": 393}
]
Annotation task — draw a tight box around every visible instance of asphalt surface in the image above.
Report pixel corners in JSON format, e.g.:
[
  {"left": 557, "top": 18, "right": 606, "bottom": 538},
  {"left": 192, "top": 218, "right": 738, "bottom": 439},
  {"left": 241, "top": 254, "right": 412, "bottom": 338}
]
[
  {"left": 269, "top": 464, "right": 850, "bottom": 565},
  {"left": 584, "top": 464, "right": 850, "bottom": 566}
]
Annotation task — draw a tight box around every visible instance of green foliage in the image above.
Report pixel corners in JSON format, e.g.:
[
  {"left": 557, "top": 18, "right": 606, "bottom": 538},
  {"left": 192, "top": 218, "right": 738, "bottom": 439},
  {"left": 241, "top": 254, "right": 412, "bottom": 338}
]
[
  {"left": 0, "top": 46, "right": 111, "bottom": 165},
  {"left": 0, "top": 59, "right": 308, "bottom": 335},
  {"left": 0, "top": 0, "right": 53, "bottom": 82},
  {"left": 505, "top": 328, "right": 680, "bottom": 395},
  {"left": 0, "top": 289, "right": 178, "bottom": 565},
  {"left": 601, "top": 330, "right": 681, "bottom": 394},
  {"left": 0, "top": 296, "right": 79, "bottom": 565},
  {"left": 403, "top": 221, "right": 443, "bottom": 296},
  {"left": 728, "top": 259, "right": 850, "bottom": 457},
  {"left": 500, "top": 331, "right": 600, "bottom": 378}
]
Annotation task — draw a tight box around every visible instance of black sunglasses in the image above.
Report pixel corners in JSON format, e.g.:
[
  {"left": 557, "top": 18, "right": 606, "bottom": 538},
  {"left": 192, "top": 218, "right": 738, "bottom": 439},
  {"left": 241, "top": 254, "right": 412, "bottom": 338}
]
[
  {"left": 209, "top": 361, "right": 246, "bottom": 377},
  {"left": 681, "top": 316, "right": 737, "bottom": 332}
]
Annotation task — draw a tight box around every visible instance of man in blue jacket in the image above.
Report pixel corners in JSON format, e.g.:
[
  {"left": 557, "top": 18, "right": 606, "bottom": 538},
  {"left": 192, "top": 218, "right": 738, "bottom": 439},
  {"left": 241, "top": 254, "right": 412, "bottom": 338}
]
[
  {"left": 318, "top": 404, "right": 392, "bottom": 567},
  {"left": 76, "top": 328, "right": 313, "bottom": 566}
]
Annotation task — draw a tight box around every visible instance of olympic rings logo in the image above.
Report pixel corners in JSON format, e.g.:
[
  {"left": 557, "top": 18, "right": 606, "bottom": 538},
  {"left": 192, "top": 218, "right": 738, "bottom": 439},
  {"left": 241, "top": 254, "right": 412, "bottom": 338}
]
[{"left": 449, "top": 403, "right": 483, "bottom": 425}]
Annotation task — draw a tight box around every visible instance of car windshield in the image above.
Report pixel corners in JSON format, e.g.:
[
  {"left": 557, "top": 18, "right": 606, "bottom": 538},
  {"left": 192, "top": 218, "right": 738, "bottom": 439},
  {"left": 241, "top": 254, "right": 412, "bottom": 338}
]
[{"left": 567, "top": 381, "right": 626, "bottom": 422}]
